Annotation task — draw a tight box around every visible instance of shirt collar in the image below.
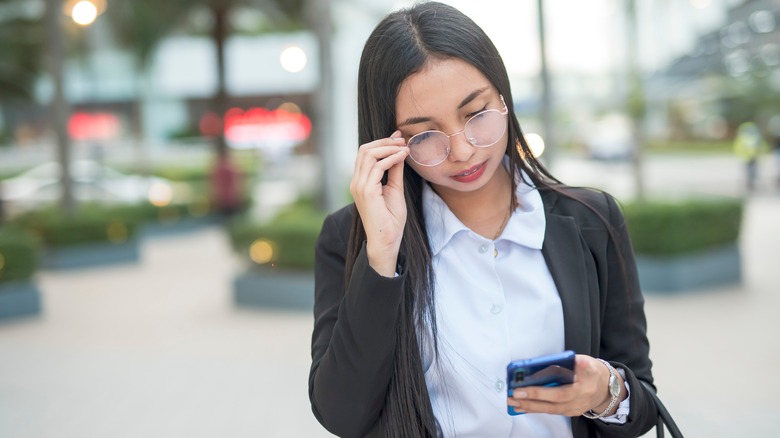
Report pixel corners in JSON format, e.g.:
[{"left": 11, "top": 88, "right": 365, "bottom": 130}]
[{"left": 423, "top": 166, "right": 546, "bottom": 256}]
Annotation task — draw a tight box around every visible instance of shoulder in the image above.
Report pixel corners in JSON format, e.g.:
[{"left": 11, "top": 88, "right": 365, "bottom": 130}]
[
  {"left": 317, "top": 204, "right": 356, "bottom": 248},
  {"left": 539, "top": 185, "right": 623, "bottom": 229}
]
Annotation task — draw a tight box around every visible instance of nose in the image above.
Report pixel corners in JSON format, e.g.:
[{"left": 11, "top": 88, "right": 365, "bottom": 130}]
[{"left": 447, "top": 130, "right": 476, "bottom": 162}]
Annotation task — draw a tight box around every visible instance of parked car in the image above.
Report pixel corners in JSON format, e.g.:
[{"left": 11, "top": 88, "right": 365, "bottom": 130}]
[
  {"left": 584, "top": 114, "right": 636, "bottom": 161},
  {"left": 0, "top": 160, "right": 182, "bottom": 213}
]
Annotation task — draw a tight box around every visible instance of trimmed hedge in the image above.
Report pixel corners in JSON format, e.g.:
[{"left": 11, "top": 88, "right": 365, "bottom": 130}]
[
  {"left": 0, "top": 226, "right": 39, "bottom": 283},
  {"left": 623, "top": 198, "right": 743, "bottom": 256},
  {"left": 228, "top": 200, "right": 326, "bottom": 271},
  {"left": 9, "top": 204, "right": 141, "bottom": 247}
]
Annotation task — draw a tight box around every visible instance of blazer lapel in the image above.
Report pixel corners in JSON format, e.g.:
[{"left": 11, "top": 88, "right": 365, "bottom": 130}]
[{"left": 541, "top": 212, "right": 592, "bottom": 356}]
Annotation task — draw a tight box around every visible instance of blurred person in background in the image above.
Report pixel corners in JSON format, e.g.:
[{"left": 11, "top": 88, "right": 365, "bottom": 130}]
[
  {"left": 770, "top": 116, "right": 780, "bottom": 189},
  {"left": 309, "top": 2, "right": 658, "bottom": 437},
  {"left": 210, "top": 149, "right": 243, "bottom": 217},
  {"left": 733, "top": 121, "right": 767, "bottom": 192},
  {"left": 0, "top": 186, "right": 5, "bottom": 224},
  {"left": 775, "top": 135, "right": 780, "bottom": 189}
]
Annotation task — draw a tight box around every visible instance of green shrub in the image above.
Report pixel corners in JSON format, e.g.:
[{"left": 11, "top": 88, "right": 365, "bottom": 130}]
[
  {"left": 109, "top": 199, "right": 214, "bottom": 225},
  {"left": 0, "top": 226, "right": 39, "bottom": 283},
  {"left": 9, "top": 205, "right": 141, "bottom": 247},
  {"left": 646, "top": 140, "right": 732, "bottom": 154},
  {"left": 624, "top": 198, "right": 743, "bottom": 256},
  {"left": 228, "top": 200, "right": 326, "bottom": 271}
]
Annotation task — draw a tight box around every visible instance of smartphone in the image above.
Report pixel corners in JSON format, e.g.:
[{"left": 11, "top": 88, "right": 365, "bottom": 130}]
[{"left": 506, "top": 350, "right": 575, "bottom": 416}]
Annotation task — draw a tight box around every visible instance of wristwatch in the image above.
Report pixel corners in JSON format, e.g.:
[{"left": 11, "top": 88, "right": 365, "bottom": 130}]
[{"left": 582, "top": 359, "right": 621, "bottom": 419}]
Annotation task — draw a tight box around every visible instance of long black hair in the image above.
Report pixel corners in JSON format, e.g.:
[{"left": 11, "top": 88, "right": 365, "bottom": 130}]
[{"left": 346, "top": 2, "right": 564, "bottom": 436}]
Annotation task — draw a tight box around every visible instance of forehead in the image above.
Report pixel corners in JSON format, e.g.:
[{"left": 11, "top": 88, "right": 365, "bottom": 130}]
[{"left": 395, "top": 57, "right": 493, "bottom": 120}]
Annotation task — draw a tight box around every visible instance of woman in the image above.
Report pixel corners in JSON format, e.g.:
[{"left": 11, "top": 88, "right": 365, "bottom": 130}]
[{"left": 309, "top": 2, "right": 658, "bottom": 437}]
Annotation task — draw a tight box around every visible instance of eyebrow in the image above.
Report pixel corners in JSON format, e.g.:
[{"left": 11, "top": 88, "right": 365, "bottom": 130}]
[{"left": 397, "top": 87, "right": 490, "bottom": 127}]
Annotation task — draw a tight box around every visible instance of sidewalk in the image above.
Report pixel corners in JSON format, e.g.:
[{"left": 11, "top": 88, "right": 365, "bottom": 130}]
[
  {"left": 0, "top": 155, "right": 778, "bottom": 437},
  {"left": 641, "top": 195, "right": 780, "bottom": 437},
  {"left": 0, "top": 227, "right": 331, "bottom": 438}
]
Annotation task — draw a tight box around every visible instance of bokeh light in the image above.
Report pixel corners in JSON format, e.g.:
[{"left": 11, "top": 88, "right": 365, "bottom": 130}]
[
  {"left": 524, "top": 133, "right": 546, "bottom": 158},
  {"left": 106, "top": 221, "right": 128, "bottom": 244},
  {"left": 187, "top": 198, "right": 211, "bottom": 217},
  {"left": 148, "top": 182, "right": 173, "bottom": 207},
  {"left": 249, "top": 240, "right": 275, "bottom": 265},
  {"left": 277, "top": 102, "right": 302, "bottom": 114},
  {"left": 71, "top": 1, "right": 98, "bottom": 26},
  {"left": 280, "top": 46, "right": 307, "bottom": 73}
]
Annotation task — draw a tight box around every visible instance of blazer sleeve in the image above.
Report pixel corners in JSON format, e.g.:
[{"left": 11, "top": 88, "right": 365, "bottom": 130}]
[
  {"left": 308, "top": 209, "right": 405, "bottom": 438},
  {"left": 589, "top": 192, "right": 658, "bottom": 438}
]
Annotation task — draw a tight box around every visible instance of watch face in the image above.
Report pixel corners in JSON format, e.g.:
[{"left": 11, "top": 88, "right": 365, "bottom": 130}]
[{"left": 608, "top": 373, "right": 620, "bottom": 397}]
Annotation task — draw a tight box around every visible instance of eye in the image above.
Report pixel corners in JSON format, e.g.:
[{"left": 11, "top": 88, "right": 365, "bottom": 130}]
[
  {"left": 409, "top": 131, "right": 435, "bottom": 144},
  {"left": 466, "top": 106, "right": 488, "bottom": 119}
]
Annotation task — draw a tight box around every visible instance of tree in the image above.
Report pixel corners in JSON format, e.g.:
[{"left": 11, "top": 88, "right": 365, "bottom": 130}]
[
  {"left": 625, "top": 0, "right": 646, "bottom": 200},
  {"left": 0, "top": 0, "right": 44, "bottom": 142},
  {"left": 107, "top": 0, "right": 306, "bottom": 157}
]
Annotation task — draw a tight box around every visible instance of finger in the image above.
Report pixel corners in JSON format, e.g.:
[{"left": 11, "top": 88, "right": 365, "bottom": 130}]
[
  {"left": 352, "top": 148, "right": 408, "bottom": 200},
  {"left": 507, "top": 398, "right": 565, "bottom": 415},
  {"left": 385, "top": 150, "right": 407, "bottom": 189},
  {"left": 368, "top": 149, "right": 408, "bottom": 185},
  {"left": 511, "top": 384, "right": 578, "bottom": 404},
  {"left": 354, "top": 145, "right": 407, "bottom": 190}
]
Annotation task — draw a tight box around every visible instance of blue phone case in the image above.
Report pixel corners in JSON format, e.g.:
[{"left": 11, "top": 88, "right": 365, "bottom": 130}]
[{"left": 506, "top": 350, "right": 575, "bottom": 416}]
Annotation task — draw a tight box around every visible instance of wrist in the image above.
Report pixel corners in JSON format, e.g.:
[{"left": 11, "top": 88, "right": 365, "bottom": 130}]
[
  {"left": 366, "top": 243, "right": 400, "bottom": 277},
  {"left": 583, "top": 359, "right": 624, "bottom": 419}
]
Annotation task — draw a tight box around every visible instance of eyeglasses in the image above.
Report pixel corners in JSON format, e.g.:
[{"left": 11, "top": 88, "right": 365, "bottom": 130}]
[{"left": 405, "top": 95, "right": 509, "bottom": 167}]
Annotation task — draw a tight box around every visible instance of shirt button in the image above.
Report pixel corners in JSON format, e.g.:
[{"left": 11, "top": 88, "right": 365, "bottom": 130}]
[
  {"left": 495, "top": 379, "right": 505, "bottom": 392},
  {"left": 478, "top": 244, "right": 489, "bottom": 254},
  {"left": 490, "top": 304, "right": 503, "bottom": 315}
]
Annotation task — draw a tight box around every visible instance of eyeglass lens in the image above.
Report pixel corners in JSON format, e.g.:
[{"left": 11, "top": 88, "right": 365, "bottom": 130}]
[{"left": 408, "top": 109, "right": 507, "bottom": 166}]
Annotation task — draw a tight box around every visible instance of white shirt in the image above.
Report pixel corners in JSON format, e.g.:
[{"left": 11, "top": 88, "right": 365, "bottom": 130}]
[{"left": 419, "top": 172, "right": 628, "bottom": 437}]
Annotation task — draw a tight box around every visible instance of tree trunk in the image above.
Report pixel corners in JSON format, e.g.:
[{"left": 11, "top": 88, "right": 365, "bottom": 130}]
[
  {"left": 626, "top": 0, "right": 646, "bottom": 200},
  {"left": 536, "top": 0, "right": 555, "bottom": 165},
  {"left": 212, "top": 3, "right": 229, "bottom": 158},
  {"left": 45, "top": 0, "right": 75, "bottom": 215},
  {"left": 306, "top": 0, "right": 337, "bottom": 213}
]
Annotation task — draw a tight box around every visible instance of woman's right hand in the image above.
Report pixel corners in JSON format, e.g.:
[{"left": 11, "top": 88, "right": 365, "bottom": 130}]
[{"left": 349, "top": 130, "right": 410, "bottom": 277}]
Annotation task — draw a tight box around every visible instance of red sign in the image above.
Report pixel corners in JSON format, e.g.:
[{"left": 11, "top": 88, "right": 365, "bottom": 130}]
[
  {"left": 68, "top": 112, "right": 121, "bottom": 141},
  {"left": 199, "top": 107, "right": 312, "bottom": 146}
]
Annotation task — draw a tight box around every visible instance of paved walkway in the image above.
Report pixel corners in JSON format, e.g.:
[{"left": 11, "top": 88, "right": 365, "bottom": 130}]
[{"left": 1, "top": 155, "right": 779, "bottom": 437}]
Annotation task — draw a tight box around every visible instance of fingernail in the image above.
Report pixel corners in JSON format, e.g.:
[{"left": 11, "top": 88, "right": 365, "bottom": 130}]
[
  {"left": 514, "top": 391, "right": 528, "bottom": 399},
  {"left": 391, "top": 130, "right": 401, "bottom": 138}
]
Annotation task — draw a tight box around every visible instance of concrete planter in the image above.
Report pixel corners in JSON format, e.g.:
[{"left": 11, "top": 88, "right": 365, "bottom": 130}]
[
  {"left": 233, "top": 269, "right": 314, "bottom": 311},
  {"left": 0, "top": 280, "right": 42, "bottom": 320},
  {"left": 636, "top": 243, "right": 741, "bottom": 293},
  {"left": 42, "top": 237, "right": 141, "bottom": 270}
]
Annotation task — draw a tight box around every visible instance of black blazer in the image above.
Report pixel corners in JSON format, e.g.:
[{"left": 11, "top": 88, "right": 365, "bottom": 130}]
[{"left": 309, "top": 186, "right": 658, "bottom": 438}]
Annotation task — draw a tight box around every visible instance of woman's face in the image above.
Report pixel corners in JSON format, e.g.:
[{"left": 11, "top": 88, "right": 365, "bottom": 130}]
[{"left": 395, "top": 57, "right": 509, "bottom": 199}]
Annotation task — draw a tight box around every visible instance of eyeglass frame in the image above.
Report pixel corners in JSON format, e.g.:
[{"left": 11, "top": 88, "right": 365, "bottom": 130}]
[{"left": 404, "top": 94, "right": 509, "bottom": 167}]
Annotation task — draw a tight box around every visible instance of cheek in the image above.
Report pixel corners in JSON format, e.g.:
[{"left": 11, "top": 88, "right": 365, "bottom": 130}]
[{"left": 404, "top": 158, "right": 439, "bottom": 182}]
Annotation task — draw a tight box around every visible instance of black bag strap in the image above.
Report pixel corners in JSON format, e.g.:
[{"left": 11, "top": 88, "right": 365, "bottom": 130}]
[{"left": 639, "top": 380, "right": 684, "bottom": 438}]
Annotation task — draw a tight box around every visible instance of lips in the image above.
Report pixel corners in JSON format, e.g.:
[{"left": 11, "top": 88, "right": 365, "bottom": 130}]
[{"left": 451, "top": 161, "right": 487, "bottom": 183}]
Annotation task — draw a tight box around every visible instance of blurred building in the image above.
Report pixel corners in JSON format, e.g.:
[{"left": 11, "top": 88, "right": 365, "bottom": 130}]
[
  {"left": 2, "top": 17, "right": 320, "bottom": 156},
  {"left": 652, "top": 0, "right": 780, "bottom": 139}
]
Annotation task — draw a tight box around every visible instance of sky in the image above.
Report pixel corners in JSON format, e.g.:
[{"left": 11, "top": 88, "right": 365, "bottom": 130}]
[{"left": 389, "top": 0, "right": 738, "bottom": 76}]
